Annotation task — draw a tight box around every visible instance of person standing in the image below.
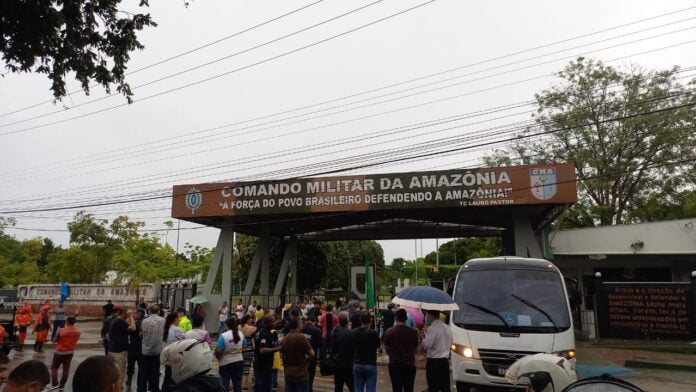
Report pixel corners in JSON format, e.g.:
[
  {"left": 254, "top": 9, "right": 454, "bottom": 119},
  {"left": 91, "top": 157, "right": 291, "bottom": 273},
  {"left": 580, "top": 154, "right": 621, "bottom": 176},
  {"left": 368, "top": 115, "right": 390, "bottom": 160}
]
[
  {"left": 138, "top": 297, "right": 148, "bottom": 312},
  {"left": 103, "top": 300, "right": 115, "bottom": 319},
  {"left": 234, "top": 299, "right": 245, "bottom": 319},
  {"left": 247, "top": 300, "right": 257, "bottom": 316},
  {"left": 108, "top": 308, "right": 136, "bottom": 390},
  {"left": 0, "top": 323, "right": 5, "bottom": 353},
  {"left": 331, "top": 314, "right": 354, "bottom": 392},
  {"left": 381, "top": 304, "right": 396, "bottom": 334},
  {"left": 318, "top": 304, "right": 338, "bottom": 357},
  {"left": 50, "top": 301, "right": 67, "bottom": 342},
  {"left": 281, "top": 317, "right": 315, "bottom": 392},
  {"left": 127, "top": 309, "right": 144, "bottom": 388},
  {"left": 186, "top": 315, "right": 211, "bottom": 344},
  {"left": 421, "top": 310, "right": 453, "bottom": 392},
  {"left": 352, "top": 312, "right": 380, "bottom": 392},
  {"left": 255, "top": 305, "right": 264, "bottom": 322},
  {"left": 140, "top": 305, "right": 165, "bottom": 392},
  {"left": 218, "top": 301, "right": 229, "bottom": 335},
  {"left": 383, "top": 309, "right": 419, "bottom": 392},
  {"left": 253, "top": 315, "right": 280, "bottom": 392},
  {"left": 32, "top": 308, "right": 51, "bottom": 352},
  {"left": 194, "top": 304, "right": 206, "bottom": 320},
  {"left": 14, "top": 301, "right": 32, "bottom": 352},
  {"left": 101, "top": 305, "right": 119, "bottom": 356},
  {"left": 50, "top": 316, "right": 81, "bottom": 390},
  {"left": 215, "top": 317, "right": 245, "bottom": 392},
  {"left": 239, "top": 315, "right": 257, "bottom": 391},
  {"left": 302, "top": 315, "right": 323, "bottom": 391},
  {"left": 177, "top": 308, "right": 192, "bottom": 333},
  {"left": 163, "top": 312, "right": 186, "bottom": 392},
  {"left": 0, "top": 352, "right": 8, "bottom": 387},
  {"left": 349, "top": 305, "right": 363, "bottom": 330}
]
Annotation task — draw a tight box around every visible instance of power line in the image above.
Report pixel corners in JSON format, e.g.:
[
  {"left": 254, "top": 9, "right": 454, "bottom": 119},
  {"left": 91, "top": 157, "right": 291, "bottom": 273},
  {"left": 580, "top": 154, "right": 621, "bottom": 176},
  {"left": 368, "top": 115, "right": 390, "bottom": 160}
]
[
  {"left": 4, "top": 70, "right": 693, "bottom": 206},
  {"left": 0, "top": 0, "right": 327, "bottom": 119},
  {"left": 4, "top": 9, "right": 695, "bottom": 178},
  {"left": 0, "top": 0, "right": 436, "bottom": 137},
  {"left": 10, "top": 156, "right": 696, "bottom": 232},
  {"left": 1, "top": 101, "right": 692, "bottom": 214},
  {"left": 0, "top": 0, "right": 386, "bottom": 129}
]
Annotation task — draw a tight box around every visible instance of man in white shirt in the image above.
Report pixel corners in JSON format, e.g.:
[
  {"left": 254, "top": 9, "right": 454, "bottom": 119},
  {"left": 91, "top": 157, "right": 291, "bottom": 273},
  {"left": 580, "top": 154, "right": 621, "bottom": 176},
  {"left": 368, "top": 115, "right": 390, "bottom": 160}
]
[
  {"left": 218, "top": 301, "right": 229, "bottom": 335},
  {"left": 140, "top": 306, "right": 165, "bottom": 392},
  {"left": 247, "top": 300, "right": 257, "bottom": 316},
  {"left": 234, "top": 299, "right": 246, "bottom": 320},
  {"left": 421, "top": 310, "right": 453, "bottom": 392}
]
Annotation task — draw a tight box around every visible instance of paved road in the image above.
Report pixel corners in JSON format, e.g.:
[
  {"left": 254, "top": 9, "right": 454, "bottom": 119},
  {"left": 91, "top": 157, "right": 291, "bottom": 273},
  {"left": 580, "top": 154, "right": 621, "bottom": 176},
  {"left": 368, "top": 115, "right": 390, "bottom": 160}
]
[
  {"left": 5, "top": 346, "right": 696, "bottom": 391},
  {"left": 5, "top": 347, "right": 429, "bottom": 392}
]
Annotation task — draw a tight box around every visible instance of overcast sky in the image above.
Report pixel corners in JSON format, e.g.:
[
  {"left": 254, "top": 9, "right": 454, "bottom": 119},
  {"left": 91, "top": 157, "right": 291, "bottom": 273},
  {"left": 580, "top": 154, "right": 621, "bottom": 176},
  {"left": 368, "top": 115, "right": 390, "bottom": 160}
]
[{"left": 1, "top": 0, "right": 694, "bottom": 263}]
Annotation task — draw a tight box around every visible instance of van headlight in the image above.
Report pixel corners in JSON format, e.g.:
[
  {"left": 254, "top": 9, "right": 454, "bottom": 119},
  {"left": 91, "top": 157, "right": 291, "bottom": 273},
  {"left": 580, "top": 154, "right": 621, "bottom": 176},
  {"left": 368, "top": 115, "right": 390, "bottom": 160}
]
[
  {"left": 451, "top": 343, "right": 474, "bottom": 358},
  {"left": 553, "top": 349, "right": 576, "bottom": 360}
]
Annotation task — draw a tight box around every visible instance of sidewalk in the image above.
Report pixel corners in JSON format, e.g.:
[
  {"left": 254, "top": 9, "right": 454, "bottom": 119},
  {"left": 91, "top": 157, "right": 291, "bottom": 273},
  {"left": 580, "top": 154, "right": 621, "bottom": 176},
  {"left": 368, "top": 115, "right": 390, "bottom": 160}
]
[
  {"left": 22, "top": 320, "right": 104, "bottom": 349},
  {"left": 576, "top": 343, "right": 696, "bottom": 391}
]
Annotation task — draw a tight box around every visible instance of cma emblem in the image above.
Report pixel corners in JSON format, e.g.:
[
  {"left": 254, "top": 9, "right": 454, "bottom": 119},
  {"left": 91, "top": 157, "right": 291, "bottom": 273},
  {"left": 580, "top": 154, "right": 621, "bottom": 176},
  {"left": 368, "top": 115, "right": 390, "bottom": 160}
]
[{"left": 529, "top": 167, "right": 557, "bottom": 200}]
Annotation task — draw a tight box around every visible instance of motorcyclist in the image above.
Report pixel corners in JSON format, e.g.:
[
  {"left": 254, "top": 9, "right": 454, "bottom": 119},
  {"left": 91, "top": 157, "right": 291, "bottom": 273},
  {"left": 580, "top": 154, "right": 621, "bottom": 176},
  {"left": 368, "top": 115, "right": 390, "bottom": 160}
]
[{"left": 160, "top": 338, "right": 226, "bottom": 392}]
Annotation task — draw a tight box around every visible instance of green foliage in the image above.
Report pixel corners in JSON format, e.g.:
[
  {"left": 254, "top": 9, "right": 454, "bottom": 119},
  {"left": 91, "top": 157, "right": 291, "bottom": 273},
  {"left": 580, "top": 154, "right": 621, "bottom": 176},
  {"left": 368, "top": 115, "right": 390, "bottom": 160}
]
[
  {"left": 423, "top": 237, "right": 501, "bottom": 265},
  {"left": 0, "top": 212, "right": 207, "bottom": 288},
  {"left": 0, "top": 0, "right": 157, "bottom": 101},
  {"left": 233, "top": 234, "right": 385, "bottom": 294},
  {"left": 486, "top": 58, "right": 696, "bottom": 227}
]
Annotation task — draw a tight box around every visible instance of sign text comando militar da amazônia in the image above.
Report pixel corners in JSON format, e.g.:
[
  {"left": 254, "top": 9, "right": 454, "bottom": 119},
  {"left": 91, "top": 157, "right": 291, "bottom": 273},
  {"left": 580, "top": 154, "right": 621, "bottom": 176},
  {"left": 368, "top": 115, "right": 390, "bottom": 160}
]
[{"left": 171, "top": 163, "right": 577, "bottom": 217}]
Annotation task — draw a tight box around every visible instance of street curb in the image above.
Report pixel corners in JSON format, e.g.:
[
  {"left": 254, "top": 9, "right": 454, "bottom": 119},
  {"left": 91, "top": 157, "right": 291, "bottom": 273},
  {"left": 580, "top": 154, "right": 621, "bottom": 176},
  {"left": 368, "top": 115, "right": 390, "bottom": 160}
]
[{"left": 624, "top": 360, "right": 696, "bottom": 372}]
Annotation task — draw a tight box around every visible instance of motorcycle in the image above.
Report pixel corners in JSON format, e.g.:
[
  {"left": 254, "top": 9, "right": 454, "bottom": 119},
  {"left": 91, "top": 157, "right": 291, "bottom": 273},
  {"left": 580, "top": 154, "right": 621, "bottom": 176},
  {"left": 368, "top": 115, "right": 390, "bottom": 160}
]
[{"left": 505, "top": 353, "right": 644, "bottom": 392}]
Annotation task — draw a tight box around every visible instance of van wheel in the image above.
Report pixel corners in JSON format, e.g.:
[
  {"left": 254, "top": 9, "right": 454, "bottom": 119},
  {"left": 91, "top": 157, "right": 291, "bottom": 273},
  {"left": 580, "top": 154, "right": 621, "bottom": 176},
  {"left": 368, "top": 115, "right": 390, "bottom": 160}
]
[{"left": 456, "top": 382, "right": 473, "bottom": 392}]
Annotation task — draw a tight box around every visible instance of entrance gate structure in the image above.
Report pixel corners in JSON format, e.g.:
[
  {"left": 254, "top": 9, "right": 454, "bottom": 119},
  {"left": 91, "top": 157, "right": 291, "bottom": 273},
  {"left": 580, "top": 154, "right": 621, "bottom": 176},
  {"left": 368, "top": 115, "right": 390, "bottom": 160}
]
[{"left": 171, "top": 163, "right": 577, "bottom": 331}]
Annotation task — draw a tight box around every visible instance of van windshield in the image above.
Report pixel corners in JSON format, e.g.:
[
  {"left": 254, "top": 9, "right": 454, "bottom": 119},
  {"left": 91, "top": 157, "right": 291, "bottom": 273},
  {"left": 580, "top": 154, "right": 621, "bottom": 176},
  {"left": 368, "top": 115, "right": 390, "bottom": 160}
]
[{"left": 452, "top": 269, "right": 571, "bottom": 333}]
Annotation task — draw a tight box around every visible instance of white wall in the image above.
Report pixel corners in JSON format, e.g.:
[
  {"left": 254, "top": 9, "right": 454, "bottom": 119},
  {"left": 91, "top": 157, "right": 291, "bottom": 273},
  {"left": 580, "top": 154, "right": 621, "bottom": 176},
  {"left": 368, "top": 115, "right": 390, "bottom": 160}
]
[{"left": 550, "top": 219, "right": 696, "bottom": 255}]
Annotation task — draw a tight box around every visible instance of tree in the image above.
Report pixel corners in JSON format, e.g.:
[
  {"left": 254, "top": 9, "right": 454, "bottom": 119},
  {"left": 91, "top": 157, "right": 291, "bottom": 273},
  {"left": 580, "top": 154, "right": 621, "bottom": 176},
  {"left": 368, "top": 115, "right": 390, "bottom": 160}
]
[
  {"left": 424, "top": 238, "right": 501, "bottom": 265},
  {"left": 233, "top": 235, "right": 385, "bottom": 294},
  {"left": 486, "top": 58, "right": 696, "bottom": 227},
  {"left": 0, "top": 1, "right": 156, "bottom": 101}
]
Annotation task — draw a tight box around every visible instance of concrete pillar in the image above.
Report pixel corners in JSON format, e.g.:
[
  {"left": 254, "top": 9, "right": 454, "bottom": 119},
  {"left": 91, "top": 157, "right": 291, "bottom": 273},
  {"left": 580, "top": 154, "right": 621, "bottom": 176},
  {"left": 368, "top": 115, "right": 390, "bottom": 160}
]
[
  {"left": 242, "top": 227, "right": 271, "bottom": 309},
  {"left": 512, "top": 208, "right": 544, "bottom": 258},
  {"left": 201, "top": 227, "right": 234, "bottom": 333},
  {"left": 273, "top": 238, "right": 297, "bottom": 296}
]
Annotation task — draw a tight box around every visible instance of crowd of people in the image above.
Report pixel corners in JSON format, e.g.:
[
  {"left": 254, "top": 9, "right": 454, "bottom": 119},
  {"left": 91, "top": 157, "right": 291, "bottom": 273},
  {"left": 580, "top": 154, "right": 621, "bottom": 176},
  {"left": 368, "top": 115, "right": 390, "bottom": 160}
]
[{"left": 0, "top": 296, "right": 454, "bottom": 392}]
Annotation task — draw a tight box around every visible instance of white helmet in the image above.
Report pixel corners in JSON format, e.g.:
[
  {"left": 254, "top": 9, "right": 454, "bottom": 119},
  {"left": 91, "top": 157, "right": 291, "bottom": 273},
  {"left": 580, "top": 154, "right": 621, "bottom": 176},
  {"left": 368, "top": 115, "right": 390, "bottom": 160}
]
[
  {"left": 161, "top": 339, "right": 214, "bottom": 384},
  {"left": 505, "top": 353, "right": 577, "bottom": 392}
]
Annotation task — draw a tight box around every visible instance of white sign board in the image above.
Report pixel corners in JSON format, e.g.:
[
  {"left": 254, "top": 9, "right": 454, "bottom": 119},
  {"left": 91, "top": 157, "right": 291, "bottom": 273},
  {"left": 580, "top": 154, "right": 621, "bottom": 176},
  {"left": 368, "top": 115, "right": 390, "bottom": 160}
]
[{"left": 350, "top": 265, "right": 376, "bottom": 300}]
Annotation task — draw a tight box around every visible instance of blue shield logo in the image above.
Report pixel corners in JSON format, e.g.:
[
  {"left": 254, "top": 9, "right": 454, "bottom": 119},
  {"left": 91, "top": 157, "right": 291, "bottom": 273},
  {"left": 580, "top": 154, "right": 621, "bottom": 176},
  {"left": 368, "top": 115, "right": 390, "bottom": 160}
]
[{"left": 184, "top": 187, "right": 203, "bottom": 214}]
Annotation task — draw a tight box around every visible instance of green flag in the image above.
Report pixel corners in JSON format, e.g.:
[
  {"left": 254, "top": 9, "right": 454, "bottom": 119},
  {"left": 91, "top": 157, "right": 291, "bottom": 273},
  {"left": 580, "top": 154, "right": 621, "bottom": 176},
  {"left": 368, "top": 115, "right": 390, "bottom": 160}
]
[{"left": 365, "top": 258, "right": 375, "bottom": 309}]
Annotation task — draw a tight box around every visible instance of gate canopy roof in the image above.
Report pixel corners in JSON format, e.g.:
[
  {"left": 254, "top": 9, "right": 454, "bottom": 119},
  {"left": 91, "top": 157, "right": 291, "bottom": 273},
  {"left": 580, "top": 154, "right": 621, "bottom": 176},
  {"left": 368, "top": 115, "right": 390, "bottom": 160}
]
[{"left": 171, "top": 163, "right": 576, "bottom": 240}]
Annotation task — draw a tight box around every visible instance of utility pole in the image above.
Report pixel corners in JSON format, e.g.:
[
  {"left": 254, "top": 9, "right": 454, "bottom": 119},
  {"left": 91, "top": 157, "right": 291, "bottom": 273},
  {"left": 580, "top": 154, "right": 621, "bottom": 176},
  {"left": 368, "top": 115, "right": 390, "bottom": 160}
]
[
  {"left": 436, "top": 238, "right": 439, "bottom": 270},
  {"left": 414, "top": 239, "right": 418, "bottom": 283},
  {"left": 175, "top": 219, "right": 181, "bottom": 265}
]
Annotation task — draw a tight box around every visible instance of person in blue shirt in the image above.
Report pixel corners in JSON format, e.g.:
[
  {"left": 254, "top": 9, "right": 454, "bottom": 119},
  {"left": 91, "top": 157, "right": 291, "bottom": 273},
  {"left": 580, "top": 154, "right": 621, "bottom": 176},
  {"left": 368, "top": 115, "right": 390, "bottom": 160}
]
[{"left": 405, "top": 312, "right": 416, "bottom": 329}]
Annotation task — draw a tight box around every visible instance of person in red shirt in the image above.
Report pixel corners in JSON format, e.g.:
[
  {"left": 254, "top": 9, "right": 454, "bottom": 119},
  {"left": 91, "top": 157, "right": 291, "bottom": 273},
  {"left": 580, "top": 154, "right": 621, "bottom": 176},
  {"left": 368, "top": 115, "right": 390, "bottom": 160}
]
[
  {"left": 14, "top": 301, "right": 32, "bottom": 351},
  {"left": 318, "top": 304, "right": 339, "bottom": 352},
  {"left": 0, "top": 324, "right": 5, "bottom": 352},
  {"left": 51, "top": 316, "right": 81, "bottom": 390}
]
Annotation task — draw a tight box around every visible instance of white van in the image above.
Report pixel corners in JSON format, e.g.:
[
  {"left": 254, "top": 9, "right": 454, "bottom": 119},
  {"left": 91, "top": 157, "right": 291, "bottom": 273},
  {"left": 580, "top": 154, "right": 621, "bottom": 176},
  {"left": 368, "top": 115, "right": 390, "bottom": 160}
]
[{"left": 450, "top": 257, "right": 576, "bottom": 391}]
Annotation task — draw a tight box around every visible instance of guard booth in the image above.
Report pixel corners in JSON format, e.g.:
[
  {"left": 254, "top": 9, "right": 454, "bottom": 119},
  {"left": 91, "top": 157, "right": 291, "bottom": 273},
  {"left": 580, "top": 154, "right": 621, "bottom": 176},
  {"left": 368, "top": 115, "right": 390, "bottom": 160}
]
[{"left": 171, "top": 163, "right": 577, "bottom": 332}]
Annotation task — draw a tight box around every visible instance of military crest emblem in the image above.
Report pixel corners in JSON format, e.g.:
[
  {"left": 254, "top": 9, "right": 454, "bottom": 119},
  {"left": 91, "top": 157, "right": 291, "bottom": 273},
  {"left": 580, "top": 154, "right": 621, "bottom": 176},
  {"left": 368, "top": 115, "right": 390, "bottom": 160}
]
[
  {"left": 184, "top": 187, "right": 203, "bottom": 214},
  {"left": 530, "top": 167, "right": 557, "bottom": 200}
]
